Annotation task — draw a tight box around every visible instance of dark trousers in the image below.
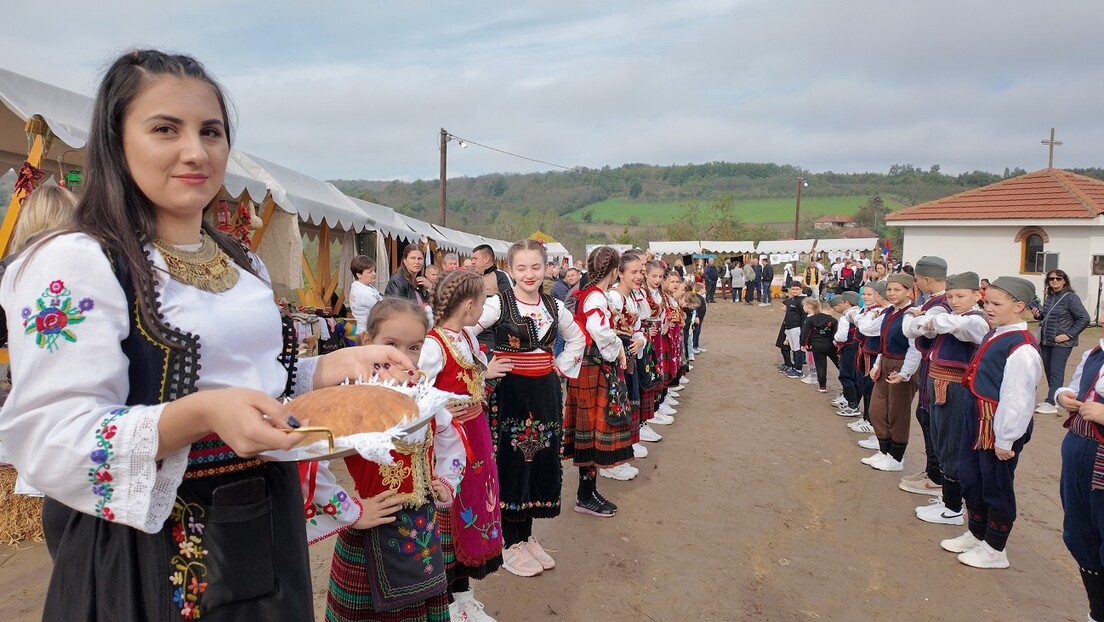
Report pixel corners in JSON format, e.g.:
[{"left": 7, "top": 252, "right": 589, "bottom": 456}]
[
  {"left": 929, "top": 379, "right": 968, "bottom": 511},
  {"left": 747, "top": 281, "right": 760, "bottom": 303},
  {"left": 705, "top": 280, "right": 717, "bottom": 302},
  {"left": 692, "top": 321, "right": 702, "bottom": 349},
  {"left": 838, "top": 344, "right": 861, "bottom": 406},
  {"left": 916, "top": 364, "right": 941, "bottom": 483},
  {"left": 960, "top": 400, "right": 1032, "bottom": 551},
  {"left": 760, "top": 280, "right": 772, "bottom": 303},
  {"left": 811, "top": 348, "right": 839, "bottom": 389},
  {"left": 1041, "top": 345, "right": 1075, "bottom": 405},
  {"left": 1062, "top": 431, "right": 1104, "bottom": 622},
  {"left": 732, "top": 286, "right": 743, "bottom": 302},
  {"left": 861, "top": 373, "right": 874, "bottom": 420}
]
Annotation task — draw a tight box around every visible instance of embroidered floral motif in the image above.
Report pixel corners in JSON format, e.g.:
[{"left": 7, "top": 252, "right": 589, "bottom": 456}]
[
  {"left": 87, "top": 407, "right": 128, "bottom": 521},
  {"left": 389, "top": 510, "right": 439, "bottom": 574},
  {"left": 305, "top": 490, "right": 353, "bottom": 526},
  {"left": 169, "top": 498, "right": 209, "bottom": 619},
  {"left": 23, "top": 279, "right": 94, "bottom": 352},
  {"left": 507, "top": 413, "right": 556, "bottom": 462},
  {"left": 457, "top": 479, "right": 501, "bottom": 543}
]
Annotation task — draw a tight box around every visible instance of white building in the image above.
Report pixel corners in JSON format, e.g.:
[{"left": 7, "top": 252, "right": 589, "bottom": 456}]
[{"left": 887, "top": 168, "right": 1104, "bottom": 317}]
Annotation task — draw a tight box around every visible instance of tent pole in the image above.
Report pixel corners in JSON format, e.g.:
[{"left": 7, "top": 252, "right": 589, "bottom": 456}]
[
  {"left": 0, "top": 119, "right": 54, "bottom": 257},
  {"left": 250, "top": 195, "right": 277, "bottom": 251}
]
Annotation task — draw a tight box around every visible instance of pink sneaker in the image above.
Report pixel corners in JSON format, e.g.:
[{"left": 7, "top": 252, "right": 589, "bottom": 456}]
[
  {"left": 502, "top": 543, "right": 543, "bottom": 577},
  {"left": 524, "top": 536, "right": 556, "bottom": 570}
]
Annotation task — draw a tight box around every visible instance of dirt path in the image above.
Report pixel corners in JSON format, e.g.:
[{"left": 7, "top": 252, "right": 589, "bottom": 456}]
[{"left": 0, "top": 300, "right": 1092, "bottom": 620}]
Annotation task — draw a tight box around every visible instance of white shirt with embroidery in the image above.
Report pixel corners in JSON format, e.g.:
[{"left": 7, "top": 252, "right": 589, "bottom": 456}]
[
  {"left": 1055, "top": 338, "right": 1104, "bottom": 407},
  {"left": 583, "top": 290, "right": 624, "bottom": 362},
  {"left": 348, "top": 280, "right": 382, "bottom": 330},
  {"left": 420, "top": 326, "right": 489, "bottom": 382},
  {"left": 476, "top": 293, "right": 586, "bottom": 378},
  {"left": 0, "top": 232, "right": 358, "bottom": 536},
  {"left": 606, "top": 288, "right": 646, "bottom": 359}
]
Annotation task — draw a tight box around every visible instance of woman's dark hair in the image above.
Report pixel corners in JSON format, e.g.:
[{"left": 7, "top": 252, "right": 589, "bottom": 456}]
[
  {"left": 350, "top": 255, "right": 375, "bottom": 278},
  {"left": 586, "top": 246, "right": 620, "bottom": 286},
  {"left": 1045, "top": 269, "right": 1074, "bottom": 296},
  {"left": 618, "top": 249, "right": 643, "bottom": 273},
  {"left": 73, "top": 50, "right": 251, "bottom": 347}
]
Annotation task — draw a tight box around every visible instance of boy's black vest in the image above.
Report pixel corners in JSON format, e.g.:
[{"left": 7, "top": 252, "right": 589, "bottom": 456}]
[{"left": 962, "top": 329, "right": 1037, "bottom": 450}]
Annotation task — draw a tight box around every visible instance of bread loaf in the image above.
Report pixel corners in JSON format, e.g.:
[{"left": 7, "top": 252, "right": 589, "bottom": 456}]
[{"left": 286, "top": 384, "right": 418, "bottom": 437}]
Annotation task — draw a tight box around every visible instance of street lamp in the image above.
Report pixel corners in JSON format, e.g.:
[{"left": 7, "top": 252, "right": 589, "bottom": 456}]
[
  {"left": 794, "top": 177, "right": 808, "bottom": 240},
  {"left": 438, "top": 128, "right": 467, "bottom": 227}
]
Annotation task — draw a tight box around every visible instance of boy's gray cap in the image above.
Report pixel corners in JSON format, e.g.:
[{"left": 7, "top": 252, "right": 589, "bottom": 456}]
[
  {"left": 989, "top": 276, "right": 1035, "bottom": 303},
  {"left": 915, "top": 256, "right": 948, "bottom": 279},
  {"left": 868, "top": 281, "right": 887, "bottom": 298},
  {"left": 831, "top": 291, "right": 860, "bottom": 306},
  {"left": 946, "top": 271, "right": 980, "bottom": 290}
]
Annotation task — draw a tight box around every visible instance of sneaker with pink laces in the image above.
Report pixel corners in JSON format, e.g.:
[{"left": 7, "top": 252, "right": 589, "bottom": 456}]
[
  {"left": 502, "top": 542, "right": 543, "bottom": 577},
  {"left": 524, "top": 536, "right": 556, "bottom": 570}
]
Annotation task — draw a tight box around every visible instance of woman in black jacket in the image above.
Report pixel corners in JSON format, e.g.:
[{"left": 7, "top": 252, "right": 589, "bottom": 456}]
[
  {"left": 385, "top": 244, "right": 428, "bottom": 304},
  {"left": 1032, "top": 269, "right": 1091, "bottom": 414}
]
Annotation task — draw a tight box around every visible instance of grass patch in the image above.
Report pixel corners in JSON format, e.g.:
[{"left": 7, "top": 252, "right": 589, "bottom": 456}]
[{"left": 567, "top": 196, "right": 904, "bottom": 225}]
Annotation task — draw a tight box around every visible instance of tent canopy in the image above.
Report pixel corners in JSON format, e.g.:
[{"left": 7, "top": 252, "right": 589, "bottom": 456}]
[
  {"left": 755, "top": 239, "right": 816, "bottom": 254},
  {"left": 545, "top": 241, "right": 569, "bottom": 260},
  {"left": 231, "top": 151, "right": 370, "bottom": 232},
  {"left": 649, "top": 241, "right": 701, "bottom": 255},
  {"left": 699, "top": 240, "right": 755, "bottom": 254},
  {"left": 397, "top": 213, "right": 446, "bottom": 246},
  {"left": 479, "top": 237, "right": 511, "bottom": 260},
  {"left": 814, "top": 237, "right": 879, "bottom": 253},
  {"left": 348, "top": 196, "right": 416, "bottom": 242}
]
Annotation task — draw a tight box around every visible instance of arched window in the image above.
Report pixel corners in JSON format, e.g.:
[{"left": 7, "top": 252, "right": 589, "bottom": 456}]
[{"left": 1022, "top": 234, "right": 1044, "bottom": 273}]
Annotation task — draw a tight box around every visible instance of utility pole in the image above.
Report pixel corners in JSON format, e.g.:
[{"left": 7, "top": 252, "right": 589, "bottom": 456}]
[
  {"left": 439, "top": 127, "right": 448, "bottom": 226},
  {"left": 794, "top": 177, "right": 805, "bottom": 241}
]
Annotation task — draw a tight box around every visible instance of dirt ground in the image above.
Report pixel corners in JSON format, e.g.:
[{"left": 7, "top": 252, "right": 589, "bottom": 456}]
[{"left": 0, "top": 299, "right": 1096, "bottom": 621}]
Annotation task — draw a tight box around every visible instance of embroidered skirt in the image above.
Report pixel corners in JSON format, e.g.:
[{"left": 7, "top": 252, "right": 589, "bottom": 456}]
[
  {"left": 41, "top": 463, "right": 312, "bottom": 622},
  {"left": 620, "top": 336, "right": 642, "bottom": 444},
  {"left": 325, "top": 505, "right": 448, "bottom": 620},
  {"left": 489, "top": 371, "right": 563, "bottom": 520},
  {"left": 563, "top": 361, "right": 635, "bottom": 468},
  {"left": 442, "top": 411, "right": 504, "bottom": 584},
  {"left": 324, "top": 521, "right": 450, "bottom": 622}
]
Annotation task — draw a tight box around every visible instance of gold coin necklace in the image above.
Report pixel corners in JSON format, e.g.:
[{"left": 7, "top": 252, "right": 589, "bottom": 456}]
[{"left": 152, "top": 232, "right": 240, "bottom": 293}]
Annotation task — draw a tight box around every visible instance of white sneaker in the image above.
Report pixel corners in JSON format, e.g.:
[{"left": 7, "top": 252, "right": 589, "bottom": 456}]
[
  {"left": 801, "top": 374, "right": 818, "bottom": 385},
  {"left": 836, "top": 406, "right": 861, "bottom": 417},
  {"left": 858, "top": 436, "right": 879, "bottom": 450},
  {"left": 941, "top": 531, "right": 982, "bottom": 553},
  {"left": 650, "top": 413, "right": 674, "bottom": 425},
  {"left": 759, "top": 303, "right": 770, "bottom": 307},
  {"left": 639, "top": 425, "right": 663, "bottom": 442},
  {"left": 688, "top": 365, "right": 694, "bottom": 371},
  {"left": 1035, "top": 402, "right": 1058, "bottom": 414},
  {"left": 452, "top": 589, "right": 496, "bottom": 622},
  {"left": 632, "top": 442, "right": 649, "bottom": 458},
  {"left": 667, "top": 388, "right": 681, "bottom": 397},
  {"left": 693, "top": 348, "right": 702, "bottom": 354},
  {"left": 860, "top": 451, "right": 884, "bottom": 465},
  {"left": 849, "top": 420, "right": 874, "bottom": 434},
  {"left": 665, "top": 398, "right": 679, "bottom": 406},
  {"left": 679, "top": 377, "right": 690, "bottom": 385},
  {"left": 872, "top": 454, "right": 904, "bottom": 472},
  {"left": 697, "top": 348, "right": 707, "bottom": 353},
  {"left": 957, "top": 541, "right": 1010, "bottom": 569},
  {"left": 657, "top": 404, "right": 677, "bottom": 416},
  {"left": 599, "top": 464, "right": 636, "bottom": 481},
  {"left": 915, "top": 499, "right": 964, "bottom": 525},
  {"left": 831, "top": 395, "right": 848, "bottom": 407}
]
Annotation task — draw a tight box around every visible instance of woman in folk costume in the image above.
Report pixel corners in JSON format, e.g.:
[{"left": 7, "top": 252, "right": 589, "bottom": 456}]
[
  {"left": 423, "top": 270, "right": 513, "bottom": 622},
  {"left": 637, "top": 261, "right": 669, "bottom": 441},
  {"left": 0, "top": 50, "right": 415, "bottom": 621},
  {"left": 608, "top": 250, "right": 652, "bottom": 461},
  {"left": 323, "top": 298, "right": 466, "bottom": 622},
  {"left": 475, "top": 239, "right": 585, "bottom": 578},
  {"left": 664, "top": 271, "right": 688, "bottom": 394},
  {"left": 564, "top": 246, "right": 632, "bottom": 514}
]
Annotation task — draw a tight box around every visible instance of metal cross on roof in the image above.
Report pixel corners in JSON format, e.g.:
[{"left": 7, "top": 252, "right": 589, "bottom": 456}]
[{"left": 1042, "top": 127, "right": 1063, "bottom": 169}]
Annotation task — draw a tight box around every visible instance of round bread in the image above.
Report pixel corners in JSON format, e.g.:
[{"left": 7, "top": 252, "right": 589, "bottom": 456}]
[{"left": 286, "top": 384, "right": 418, "bottom": 437}]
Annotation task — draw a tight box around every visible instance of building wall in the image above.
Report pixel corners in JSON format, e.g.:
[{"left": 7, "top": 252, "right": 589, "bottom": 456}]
[{"left": 899, "top": 222, "right": 1104, "bottom": 319}]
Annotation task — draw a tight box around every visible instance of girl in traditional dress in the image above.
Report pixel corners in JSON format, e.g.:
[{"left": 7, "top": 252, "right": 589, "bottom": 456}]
[
  {"left": 0, "top": 50, "right": 415, "bottom": 621},
  {"left": 564, "top": 246, "right": 634, "bottom": 498},
  {"left": 664, "top": 271, "right": 688, "bottom": 394},
  {"left": 322, "top": 298, "right": 466, "bottom": 622},
  {"left": 608, "top": 251, "right": 651, "bottom": 460},
  {"left": 475, "top": 239, "right": 586, "bottom": 578},
  {"left": 424, "top": 270, "right": 512, "bottom": 622},
  {"left": 638, "top": 262, "right": 670, "bottom": 438}
]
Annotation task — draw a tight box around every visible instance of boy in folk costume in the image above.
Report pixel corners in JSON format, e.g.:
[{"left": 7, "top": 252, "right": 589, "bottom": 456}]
[
  {"left": 906, "top": 272, "right": 988, "bottom": 526},
  {"left": 1057, "top": 325, "right": 1104, "bottom": 621},
  {"left": 941, "top": 277, "right": 1042, "bottom": 569},
  {"left": 900, "top": 256, "right": 951, "bottom": 496},
  {"left": 830, "top": 292, "right": 863, "bottom": 417},
  {"left": 476, "top": 240, "right": 586, "bottom": 578},
  {"left": 564, "top": 246, "right": 635, "bottom": 508},
  {"left": 859, "top": 273, "right": 920, "bottom": 472}
]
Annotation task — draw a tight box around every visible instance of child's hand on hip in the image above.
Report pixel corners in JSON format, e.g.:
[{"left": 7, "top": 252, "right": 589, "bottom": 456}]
[{"left": 353, "top": 489, "right": 403, "bottom": 529}]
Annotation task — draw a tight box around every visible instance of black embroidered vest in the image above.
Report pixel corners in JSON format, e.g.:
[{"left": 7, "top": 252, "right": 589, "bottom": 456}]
[{"left": 493, "top": 288, "right": 559, "bottom": 353}]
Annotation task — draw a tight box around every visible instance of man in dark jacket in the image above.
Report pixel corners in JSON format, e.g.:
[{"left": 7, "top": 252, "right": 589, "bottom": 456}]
[
  {"left": 750, "top": 260, "right": 763, "bottom": 305},
  {"left": 704, "top": 259, "right": 720, "bottom": 303},
  {"left": 759, "top": 259, "right": 775, "bottom": 306}
]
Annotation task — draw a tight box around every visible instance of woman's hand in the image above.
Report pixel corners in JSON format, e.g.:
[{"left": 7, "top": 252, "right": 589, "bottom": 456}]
[
  {"left": 1057, "top": 392, "right": 1083, "bottom": 413},
  {"left": 629, "top": 337, "right": 646, "bottom": 356},
  {"left": 994, "top": 447, "right": 1016, "bottom": 461},
  {"left": 431, "top": 480, "right": 453, "bottom": 506},
  {"left": 1055, "top": 334, "right": 1071, "bottom": 344},
  {"left": 314, "top": 345, "right": 417, "bottom": 387},
  {"left": 1031, "top": 307, "right": 1042, "bottom": 319},
  {"left": 617, "top": 347, "right": 628, "bottom": 369},
  {"left": 352, "top": 489, "right": 403, "bottom": 529},
  {"left": 160, "top": 388, "right": 305, "bottom": 460},
  {"left": 485, "top": 355, "right": 515, "bottom": 379}
]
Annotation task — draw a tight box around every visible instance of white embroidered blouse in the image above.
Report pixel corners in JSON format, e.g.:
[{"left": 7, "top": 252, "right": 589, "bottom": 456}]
[
  {"left": 476, "top": 293, "right": 586, "bottom": 378},
  {"left": 582, "top": 290, "right": 624, "bottom": 363},
  {"left": 0, "top": 233, "right": 359, "bottom": 539}
]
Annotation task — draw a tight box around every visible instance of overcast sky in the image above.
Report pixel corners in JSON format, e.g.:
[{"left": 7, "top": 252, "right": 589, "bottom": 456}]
[{"left": 3, "top": 0, "right": 1103, "bottom": 181}]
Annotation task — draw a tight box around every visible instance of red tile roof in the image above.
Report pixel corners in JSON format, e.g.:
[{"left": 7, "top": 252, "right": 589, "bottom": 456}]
[
  {"left": 814, "top": 214, "right": 853, "bottom": 224},
  {"left": 887, "top": 168, "right": 1104, "bottom": 221},
  {"left": 841, "top": 226, "right": 879, "bottom": 238}
]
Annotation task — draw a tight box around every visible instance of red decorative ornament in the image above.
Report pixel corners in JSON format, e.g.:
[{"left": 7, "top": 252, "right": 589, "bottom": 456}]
[{"left": 14, "top": 160, "right": 46, "bottom": 205}]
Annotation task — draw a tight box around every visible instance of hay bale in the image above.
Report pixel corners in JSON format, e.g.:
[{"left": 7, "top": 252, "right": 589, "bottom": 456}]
[{"left": 0, "top": 465, "right": 44, "bottom": 544}]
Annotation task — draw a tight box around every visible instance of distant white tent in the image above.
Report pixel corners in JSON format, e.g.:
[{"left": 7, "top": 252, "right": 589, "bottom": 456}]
[
  {"left": 814, "top": 237, "right": 879, "bottom": 255},
  {"left": 699, "top": 240, "right": 756, "bottom": 254},
  {"left": 648, "top": 241, "right": 701, "bottom": 255},
  {"left": 755, "top": 239, "right": 816, "bottom": 255}
]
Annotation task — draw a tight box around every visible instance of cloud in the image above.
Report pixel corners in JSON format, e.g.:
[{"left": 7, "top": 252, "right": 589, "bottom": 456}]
[{"left": 2, "top": 0, "right": 1102, "bottom": 182}]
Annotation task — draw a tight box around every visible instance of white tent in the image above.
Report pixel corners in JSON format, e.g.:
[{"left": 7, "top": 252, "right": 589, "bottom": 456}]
[
  {"left": 348, "top": 197, "right": 416, "bottom": 242},
  {"left": 545, "top": 241, "right": 570, "bottom": 261},
  {"left": 648, "top": 241, "right": 701, "bottom": 255},
  {"left": 396, "top": 212, "right": 444, "bottom": 245},
  {"left": 813, "top": 237, "right": 879, "bottom": 253},
  {"left": 480, "top": 237, "right": 512, "bottom": 261},
  {"left": 432, "top": 224, "right": 483, "bottom": 255},
  {"left": 699, "top": 240, "right": 756, "bottom": 254},
  {"left": 755, "top": 239, "right": 816, "bottom": 255}
]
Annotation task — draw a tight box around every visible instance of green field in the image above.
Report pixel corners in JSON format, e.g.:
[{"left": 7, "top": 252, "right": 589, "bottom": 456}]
[{"left": 566, "top": 196, "right": 903, "bottom": 225}]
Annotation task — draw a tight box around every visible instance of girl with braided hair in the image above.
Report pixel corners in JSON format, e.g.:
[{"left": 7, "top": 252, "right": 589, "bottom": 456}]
[
  {"left": 475, "top": 239, "right": 586, "bottom": 578},
  {"left": 424, "top": 270, "right": 513, "bottom": 621},
  {"left": 606, "top": 250, "right": 652, "bottom": 464},
  {"left": 564, "top": 246, "right": 632, "bottom": 516}
]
